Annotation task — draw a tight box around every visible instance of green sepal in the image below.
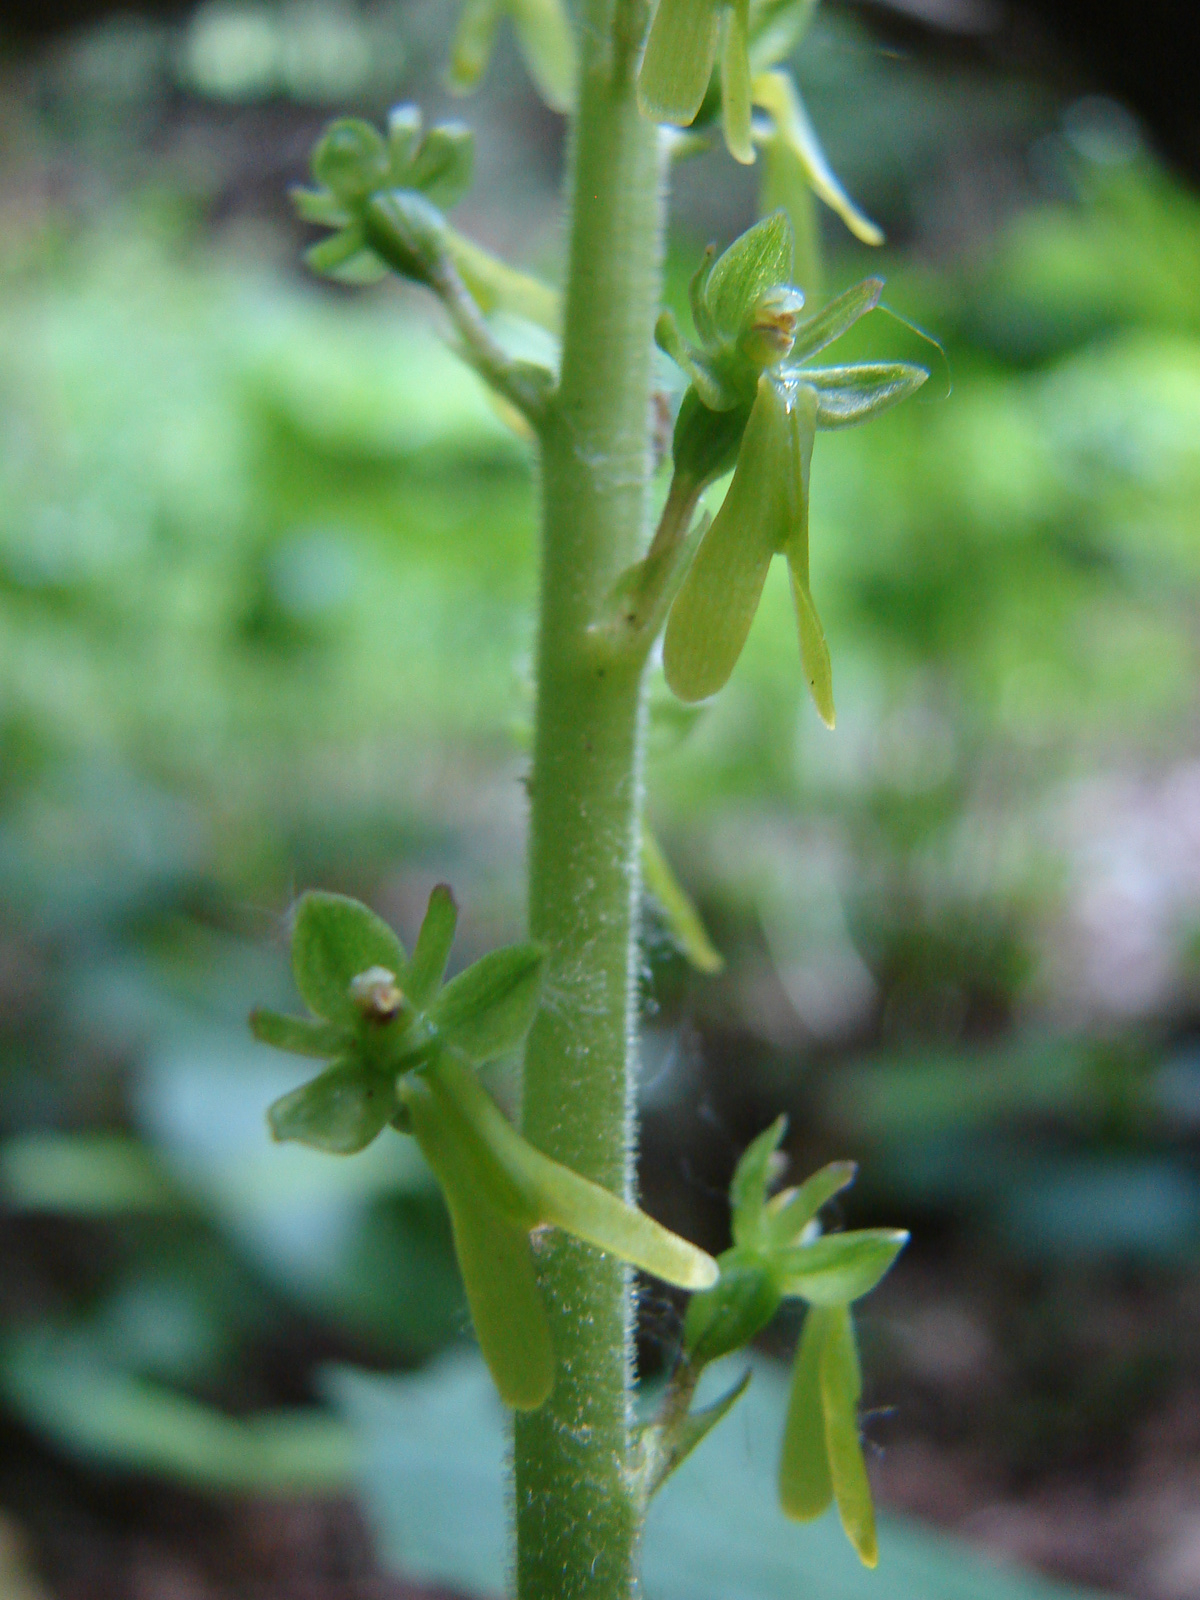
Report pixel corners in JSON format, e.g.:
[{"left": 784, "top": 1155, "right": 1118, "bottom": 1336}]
[
  {"left": 249, "top": 1008, "right": 344, "bottom": 1059},
  {"left": 729, "top": 1115, "right": 788, "bottom": 1248},
  {"left": 311, "top": 118, "right": 390, "bottom": 205},
  {"left": 820, "top": 1305, "right": 878, "bottom": 1567},
  {"left": 750, "top": 72, "right": 883, "bottom": 246},
  {"left": 787, "top": 278, "right": 883, "bottom": 365},
  {"left": 267, "top": 1060, "right": 396, "bottom": 1155},
  {"left": 290, "top": 186, "right": 350, "bottom": 227},
  {"left": 641, "top": 828, "right": 725, "bottom": 975},
  {"left": 304, "top": 224, "right": 374, "bottom": 280},
  {"left": 449, "top": 0, "right": 503, "bottom": 94},
  {"left": 778, "top": 1303, "right": 834, "bottom": 1521},
  {"left": 639, "top": 1367, "right": 752, "bottom": 1501},
  {"left": 802, "top": 363, "right": 929, "bottom": 429},
  {"left": 704, "top": 210, "right": 794, "bottom": 345},
  {"left": 638, "top": 0, "right": 722, "bottom": 126},
  {"left": 776, "top": 1228, "right": 909, "bottom": 1305},
  {"left": 291, "top": 892, "right": 408, "bottom": 1025},
  {"left": 664, "top": 373, "right": 792, "bottom": 702},
  {"left": 428, "top": 942, "right": 545, "bottom": 1064},
  {"left": 386, "top": 103, "right": 423, "bottom": 173},
  {"left": 510, "top": 0, "right": 576, "bottom": 114},
  {"left": 683, "top": 1248, "right": 783, "bottom": 1367},
  {"left": 655, "top": 311, "right": 730, "bottom": 411},
  {"left": 407, "top": 885, "right": 459, "bottom": 1009},
  {"left": 425, "top": 1054, "right": 718, "bottom": 1289},
  {"left": 408, "top": 122, "right": 475, "bottom": 211},
  {"left": 762, "top": 1159, "right": 857, "bottom": 1249},
  {"left": 720, "top": 0, "right": 754, "bottom": 164},
  {"left": 404, "top": 1072, "right": 554, "bottom": 1409}
]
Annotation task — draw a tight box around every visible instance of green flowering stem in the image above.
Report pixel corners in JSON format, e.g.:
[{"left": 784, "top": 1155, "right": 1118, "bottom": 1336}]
[
  {"left": 513, "top": 0, "right": 667, "bottom": 1593},
  {"left": 593, "top": 471, "right": 708, "bottom": 647}
]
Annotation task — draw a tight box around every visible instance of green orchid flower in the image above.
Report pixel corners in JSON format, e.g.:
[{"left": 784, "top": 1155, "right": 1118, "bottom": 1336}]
[
  {"left": 252, "top": 889, "right": 717, "bottom": 1411},
  {"left": 679, "top": 1117, "right": 907, "bottom": 1567},
  {"left": 656, "top": 212, "right": 927, "bottom": 723}
]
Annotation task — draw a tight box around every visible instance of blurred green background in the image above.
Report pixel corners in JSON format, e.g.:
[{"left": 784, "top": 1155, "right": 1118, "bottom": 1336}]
[{"left": 2, "top": 3, "right": 1200, "bottom": 1598}]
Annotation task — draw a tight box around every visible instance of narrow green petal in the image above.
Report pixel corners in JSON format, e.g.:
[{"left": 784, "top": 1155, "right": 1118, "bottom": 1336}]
[
  {"left": 804, "top": 362, "right": 929, "bottom": 429},
  {"left": 819, "top": 1306, "right": 878, "bottom": 1567},
  {"left": 407, "top": 885, "right": 459, "bottom": 1009},
  {"left": 751, "top": 71, "right": 883, "bottom": 245},
  {"left": 304, "top": 224, "right": 370, "bottom": 279},
  {"left": 425, "top": 1054, "right": 718, "bottom": 1290},
  {"left": 730, "top": 1115, "right": 788, "bottom": 1247},
  {"left": 704, "top": 210, "right": 794, "bottom": 344},
  {"left": 386, "top": 104, "right": 423, "bottom": 178},
  {"left": 688, "top": 244, "right": 718, "bottom": 345},
  {"left": 291, "top": 892, "right": 408, "bottom": 1024},
  {"left": 778, "top": 383, "right": 835, "bottom": 727},
  {"left": 776, "top": 1228, "right": 909, "bottom": 1304},
  {"left": 290, "top": 186, "right": 349, "bottom": 227},
  {"left": 510, "top": 0, "right": 576, "bottom": 114},
  {"left": 720, "top": 0, "right": 755, "bottom": 165},
  {"left": 786, "top": 279, "right": 883, "bottom": 365},
  {"left": 405, "top": 1076, "right": 554, "bottom": 1409},
  {"left": 664, "top": 375, "right": 791, "bottom": 703},
  {"left": 639, "top": 0, "right": 722, "bottom": 126},
  {"left": 641, "top": 827, "right": 724, "bottom": 974},
  {"left": 250, "top": 1009, "right": 344, "bottom": 1059},
  {"left": 779, "top": 1305, "right": 834, "bottom": 1520},
  {"left": 449, "top": 0, "right": 503, "bottom": 94},
  {"left": 790, "top": 567, "right": 834, "bottom": 728},
  {"left": 762, "top": 1159, "right": 857, "bottom": 1248},
  {"left": 267, "top": 1060, "right": 395, "bottom": 1155}
]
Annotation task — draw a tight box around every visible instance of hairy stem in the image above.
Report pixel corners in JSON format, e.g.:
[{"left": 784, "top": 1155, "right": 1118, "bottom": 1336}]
[{"left": 513, "top": 3, "right": 664, "bottom": 1597}]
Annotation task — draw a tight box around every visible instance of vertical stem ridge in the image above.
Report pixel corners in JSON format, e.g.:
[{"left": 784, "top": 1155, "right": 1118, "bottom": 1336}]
[{"left": 514, "top": 5, "right": 663, "bottom": 1599}]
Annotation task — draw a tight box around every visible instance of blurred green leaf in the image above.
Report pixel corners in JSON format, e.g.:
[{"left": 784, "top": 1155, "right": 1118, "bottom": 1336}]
[
  {"left": 332, "top": 1352, "right": 1110, "bottom": 1600},
  {"left": 1, "top": 1132, "right": 177, "bottom": 1216},
  {"left": 2, "top": 1333, "right": 355, "bottom": 1494}
]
